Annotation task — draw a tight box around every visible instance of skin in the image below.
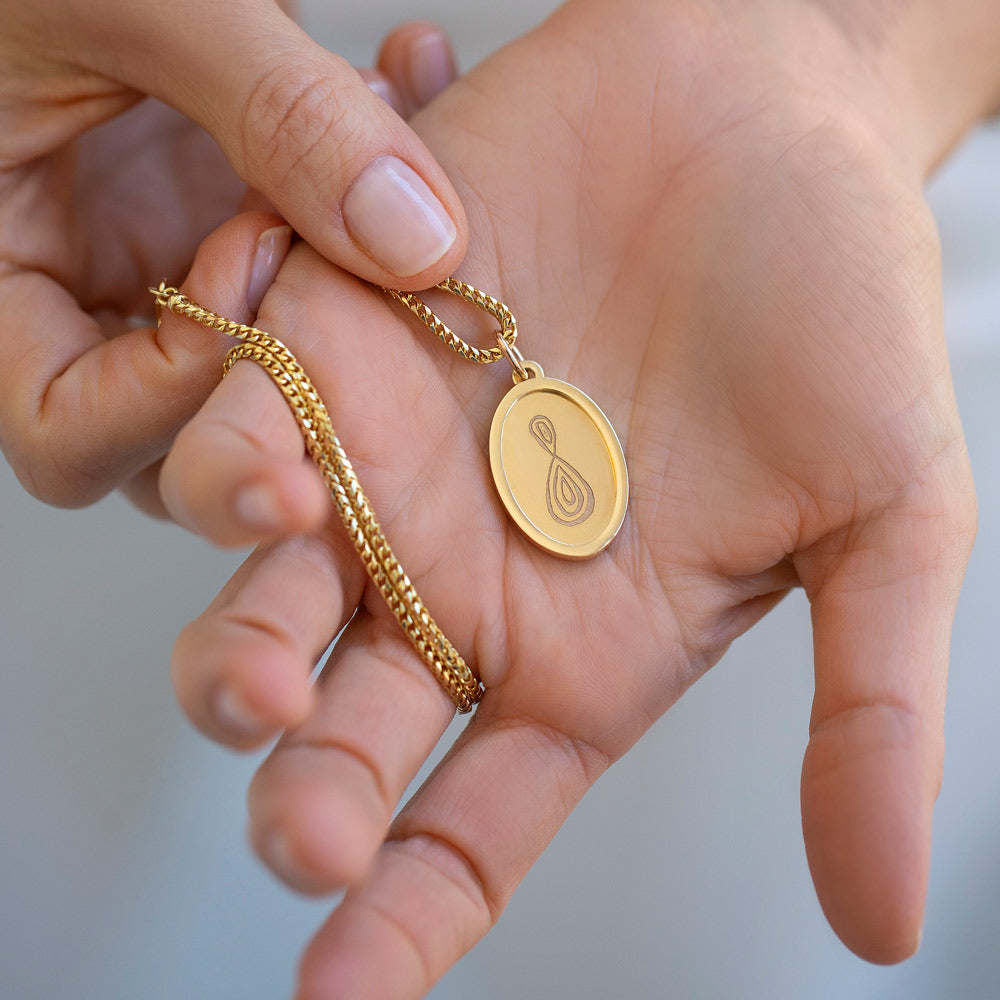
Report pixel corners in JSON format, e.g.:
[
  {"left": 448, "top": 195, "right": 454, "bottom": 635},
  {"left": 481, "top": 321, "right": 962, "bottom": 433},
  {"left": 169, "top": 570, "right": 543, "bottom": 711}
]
[
  {"left": 125, "top": 0, "right": 1000, "bottom": 995},
  {"left": 0, "top": 7, "right": 464, "bottom": 514}
]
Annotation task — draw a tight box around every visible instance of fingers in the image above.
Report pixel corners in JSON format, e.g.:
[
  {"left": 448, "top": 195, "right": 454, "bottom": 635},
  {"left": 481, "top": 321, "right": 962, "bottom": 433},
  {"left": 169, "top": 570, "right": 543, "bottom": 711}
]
[
  {"left": 291, "top": 711, "right": 608, "bottom": 1000},
  {"left": 164, "top": 240, "right": 486, "bottom": 746},
  {"left": 96, "top": 6, "right": 467, "bottom": 287},
  {"left": 171, "top": 529, "right": 365, "bottom": 750},
  {"left": 361, "top": 22, "right": 459, "bottom": 118},
  {"left": 0, "top": 212, "right": 291, "bottom": 507},
  {"left": 797, "top": 451, "right": 976, "bottom": 963},
  {"left": 376, "top": 21, "right": 459, "bottom": 117},
  {"left": 158, "top": 245, "right": 371, "bottom": 547},
  {"left": 119, "top": 459, "right": 171, "bottom": 519},
  {"left": 356, "top": 69, "right": 407, "bottom": 118},
  {"left": 160, "top": 360, "right": 330, "bottom": 546},
  {"left": 159, "top": 239, "right": 492, "bottom": 548},
  {"left": 248, "top": 612, "right": 457, "bottom": 892}
]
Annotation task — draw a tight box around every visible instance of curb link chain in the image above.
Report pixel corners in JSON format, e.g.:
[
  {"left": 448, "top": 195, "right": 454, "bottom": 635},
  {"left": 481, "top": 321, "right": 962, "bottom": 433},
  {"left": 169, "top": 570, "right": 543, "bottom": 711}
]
[
  {"left": 383, "top": 277, "right": 518, "bottom": 365},
  {"left": 150, "top": 281, "right": 484, "bottom": 713}
]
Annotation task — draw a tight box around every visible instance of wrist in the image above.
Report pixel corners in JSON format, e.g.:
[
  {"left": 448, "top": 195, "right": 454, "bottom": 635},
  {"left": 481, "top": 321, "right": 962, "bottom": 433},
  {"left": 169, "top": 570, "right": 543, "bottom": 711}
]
[
  {"left": 778, "top": 0, "right": 1000, "bottom": 176},
  {"left": 570, "top": 0, "right": 1000, "bottom": 178}
]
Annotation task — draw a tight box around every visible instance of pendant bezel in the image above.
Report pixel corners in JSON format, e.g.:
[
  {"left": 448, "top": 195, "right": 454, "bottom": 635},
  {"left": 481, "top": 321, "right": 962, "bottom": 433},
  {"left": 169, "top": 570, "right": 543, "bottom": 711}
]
[{"left": 489, "top": 371, "right": 628, "bottom": 560}]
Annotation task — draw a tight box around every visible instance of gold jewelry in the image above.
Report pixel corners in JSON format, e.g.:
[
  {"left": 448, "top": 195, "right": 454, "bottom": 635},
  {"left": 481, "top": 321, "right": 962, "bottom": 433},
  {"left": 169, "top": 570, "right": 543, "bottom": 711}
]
[
  {"left": 386, "top": 279, "right": 628, "bottom": 560},
  {"left": 150, "top": 281, "right": 483, "bottom": 713},
  {"left": 150, "top": 276, "right": 628, "bottom": 711}
]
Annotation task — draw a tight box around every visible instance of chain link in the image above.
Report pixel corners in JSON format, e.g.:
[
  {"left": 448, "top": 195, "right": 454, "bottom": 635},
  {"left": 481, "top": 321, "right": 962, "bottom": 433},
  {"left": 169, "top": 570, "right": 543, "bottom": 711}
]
[
  {"left": 150, "top": 282, "right": 484, "bottom": 713},
  {"left": 383, "top": 277, "right": 518, "bottom": 365}
]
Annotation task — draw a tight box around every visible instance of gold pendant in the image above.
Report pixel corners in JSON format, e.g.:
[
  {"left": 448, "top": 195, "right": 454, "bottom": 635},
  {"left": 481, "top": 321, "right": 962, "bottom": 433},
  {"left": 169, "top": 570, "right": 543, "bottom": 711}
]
[
  {"left": 385, "top": 279, "right": 628, "bottom": 560},
  {"left": 489, "top": 361, "right": 628, "bottom": 560}
]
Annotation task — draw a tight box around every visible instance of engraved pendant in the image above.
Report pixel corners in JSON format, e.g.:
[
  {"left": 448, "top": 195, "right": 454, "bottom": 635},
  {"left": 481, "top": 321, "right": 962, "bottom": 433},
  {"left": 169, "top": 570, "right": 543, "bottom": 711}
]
[{"left": 489, "top": 362, "right": 628, "bottom": 559}]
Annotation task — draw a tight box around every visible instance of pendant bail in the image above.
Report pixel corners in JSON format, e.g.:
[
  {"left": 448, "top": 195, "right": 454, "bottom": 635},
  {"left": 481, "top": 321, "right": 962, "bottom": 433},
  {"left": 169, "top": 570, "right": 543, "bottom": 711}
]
[{"left": 495, "top": 331, "right": 531, "bottom": 382}]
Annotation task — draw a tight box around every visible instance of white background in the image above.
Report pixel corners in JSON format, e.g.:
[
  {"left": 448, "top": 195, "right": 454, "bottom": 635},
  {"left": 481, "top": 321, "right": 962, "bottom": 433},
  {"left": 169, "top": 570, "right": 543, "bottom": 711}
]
[{"left": 2, "top": 2, "right": 999, "bottom": 997}]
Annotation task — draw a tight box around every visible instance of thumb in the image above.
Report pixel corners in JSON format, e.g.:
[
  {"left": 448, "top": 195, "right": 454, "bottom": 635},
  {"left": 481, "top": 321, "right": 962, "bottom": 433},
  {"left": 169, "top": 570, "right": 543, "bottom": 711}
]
[
  {"left": 106, "top": 4, "right": 466, "bottom": 288},
  {"left": 796, "top": 458, "right": 975, "bottom": 964}
]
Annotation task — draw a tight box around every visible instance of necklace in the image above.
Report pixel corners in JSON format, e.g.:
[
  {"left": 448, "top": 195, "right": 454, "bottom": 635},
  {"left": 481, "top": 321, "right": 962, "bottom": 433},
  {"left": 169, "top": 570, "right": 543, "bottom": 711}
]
[
  {"left": 150, "top": 278, "right": 628, "bottom": 711},
  {"left": 386, "top": 279, "right": 628, "bottom": 560}
]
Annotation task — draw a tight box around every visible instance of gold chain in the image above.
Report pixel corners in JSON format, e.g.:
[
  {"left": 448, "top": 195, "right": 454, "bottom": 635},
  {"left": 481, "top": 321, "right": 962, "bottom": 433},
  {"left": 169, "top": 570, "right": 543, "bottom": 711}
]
[
  {"left": 384, "top": 277, "right": 518, "bottom": 365},
  {"left": 150, "top": 281, "right": 484, "bottom": 713}
]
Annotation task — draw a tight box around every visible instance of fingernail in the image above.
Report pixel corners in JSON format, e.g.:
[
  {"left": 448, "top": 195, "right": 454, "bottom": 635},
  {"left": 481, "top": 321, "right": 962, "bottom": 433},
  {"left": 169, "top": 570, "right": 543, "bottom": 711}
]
[
  {"left": 361, "top": 72, "right": 405, "bottom": 115},
  {"left": 342, "top": 155, "right": 457, "bottom": 277},
  {"left": 234, "top": 481, "right": 284, "bottom": 532},
  {"left": 408, "top": 29, "right": 456, "bottom": 106},
  {"left": 247, "top": 225, "right": 293, "bottom": 314},
  {"left": 213, "top": 685, "right": 270, "bottom": 740}
]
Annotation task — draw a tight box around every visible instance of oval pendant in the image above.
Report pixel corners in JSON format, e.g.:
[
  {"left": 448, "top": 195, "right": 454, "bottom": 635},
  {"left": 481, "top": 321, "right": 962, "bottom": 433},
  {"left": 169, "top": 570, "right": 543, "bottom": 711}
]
[{"left": 489, "top": 365, "right": 628, "bottom": 559}]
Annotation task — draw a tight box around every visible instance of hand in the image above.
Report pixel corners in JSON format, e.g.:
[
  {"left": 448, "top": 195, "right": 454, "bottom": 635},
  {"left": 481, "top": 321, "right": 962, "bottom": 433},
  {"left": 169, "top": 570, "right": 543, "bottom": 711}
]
[
  {"left": 161, "top": 0, "right": 978, "bottom": 994},
  {"left": 0, "top": 9, "right": 464, "bottom": 513}
]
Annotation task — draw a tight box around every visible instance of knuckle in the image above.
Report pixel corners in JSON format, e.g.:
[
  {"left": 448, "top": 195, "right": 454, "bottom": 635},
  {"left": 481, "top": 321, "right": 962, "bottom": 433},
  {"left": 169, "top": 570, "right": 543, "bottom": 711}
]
[
  {"left": 239, "top": 55, "right": 361, "bottom": 188},
  {"left": 1, "top": 351, "right": 117, "bottom": 508},
  {"left": 2, "top": 425, "right": 107, "bottom": 509}
]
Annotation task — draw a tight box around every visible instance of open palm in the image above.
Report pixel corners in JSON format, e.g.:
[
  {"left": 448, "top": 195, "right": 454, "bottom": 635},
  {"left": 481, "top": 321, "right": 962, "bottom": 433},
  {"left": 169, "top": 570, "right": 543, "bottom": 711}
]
[{"left": 161, "top": 2, "right": 975, "bottom": 995}]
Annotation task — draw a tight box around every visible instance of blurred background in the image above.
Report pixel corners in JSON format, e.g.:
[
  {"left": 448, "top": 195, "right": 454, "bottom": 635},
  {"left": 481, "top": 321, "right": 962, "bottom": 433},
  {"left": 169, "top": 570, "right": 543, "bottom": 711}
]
[{"left": 2, "top": 3, "right": 999, "bottom": 998}]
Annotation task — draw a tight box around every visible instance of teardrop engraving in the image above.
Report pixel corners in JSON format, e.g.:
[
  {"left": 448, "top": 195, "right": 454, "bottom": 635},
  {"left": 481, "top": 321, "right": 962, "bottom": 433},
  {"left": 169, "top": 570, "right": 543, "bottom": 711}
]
[
  {"left": 490, "top": 373, "right": 628, "bottom": 560},
  {"left": 528, "top": 414, "right": 595, "bottom": 526}
]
